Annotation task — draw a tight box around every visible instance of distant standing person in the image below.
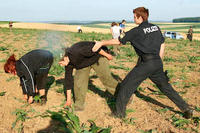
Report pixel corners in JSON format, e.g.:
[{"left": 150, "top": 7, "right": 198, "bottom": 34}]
[
  {"left": 187, "top": 26, "right": 193, "bottom": 41},
  {"left": 110, "top": 22, "right": 121, "bottom": 55},
  {"left": 119, "top": 19, "right": 126, "bottom": 33},
  {"left": 4, "top": 49, "right": 53, "bottom": 104},
  {"left": 77, "top": 26, "right": 82, "bottom": 33},
  {"left": 92, "top": 7, "right": 193, "bottom": 119},
  {"left": 9, "top": 21, "right": 13, "bottom": 31}
]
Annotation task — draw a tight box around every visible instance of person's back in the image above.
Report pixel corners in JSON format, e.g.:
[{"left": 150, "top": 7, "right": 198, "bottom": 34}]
[
  {"left": 17, "top": 49, "right": 53, "bottom": 72},
  {"left": 122, "top": 21, "right": 163, "bottom": 55},
  {"left": 119, "top": 19, "right": 126, "bottom": 33},
  {"left": 111, "top": 25, "right": 121, "bottom": 39},
  {"left": 110, "top": 22, "right": 121, "bottom": 55}
]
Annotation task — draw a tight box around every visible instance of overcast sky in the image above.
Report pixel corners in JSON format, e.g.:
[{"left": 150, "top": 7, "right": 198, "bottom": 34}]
[{"left": 0, "top": 0, "right": 199, "bottom": 22}]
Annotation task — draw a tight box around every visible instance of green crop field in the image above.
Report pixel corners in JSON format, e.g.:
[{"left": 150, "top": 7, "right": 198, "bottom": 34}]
[{"left": 0, "top": 24, "right": 199, "bottom": 133}]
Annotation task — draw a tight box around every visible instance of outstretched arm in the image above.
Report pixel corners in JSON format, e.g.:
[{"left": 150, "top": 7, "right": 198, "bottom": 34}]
[
  {"left": 159, "top": 43, "right": 165, "bottom": 59},
  {"left": 99, "top": 49, "right": 113, "bottom": 60},
  {"left": 92, "top": 39, "right": 121, "bottom": 52}
]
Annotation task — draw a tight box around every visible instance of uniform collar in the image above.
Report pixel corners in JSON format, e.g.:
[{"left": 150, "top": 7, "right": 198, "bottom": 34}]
[{"left": 139, "top": 21, "right": 149, "bottom": 27}]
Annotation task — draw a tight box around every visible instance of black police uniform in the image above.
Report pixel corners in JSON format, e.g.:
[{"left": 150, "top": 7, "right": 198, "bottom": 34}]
[{"left": 115, "top": 21, "right": 191, "bottom": 118}]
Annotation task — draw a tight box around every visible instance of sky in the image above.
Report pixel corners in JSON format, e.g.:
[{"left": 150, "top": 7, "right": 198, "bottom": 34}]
[{"left": 0, "top": 0, "right": 199, "bottom": 22}]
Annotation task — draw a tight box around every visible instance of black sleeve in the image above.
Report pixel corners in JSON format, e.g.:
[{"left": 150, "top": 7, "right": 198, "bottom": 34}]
[
  {"left": 158, "top": 27, "right": 165, "bottom": 44},
  {"left": 65, "top": 64, "right": 74, "bottom": 90},
  {"left": 119, "top": 28, "right": 138, "bottom": 45},
  {"left": 161, "top": 35, "right": 165, "bottom": 44}
]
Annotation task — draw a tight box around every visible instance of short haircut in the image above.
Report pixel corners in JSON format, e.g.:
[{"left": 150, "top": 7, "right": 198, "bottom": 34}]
[{"left": 133, "top": 7, "right": 149, "bottom": 21}]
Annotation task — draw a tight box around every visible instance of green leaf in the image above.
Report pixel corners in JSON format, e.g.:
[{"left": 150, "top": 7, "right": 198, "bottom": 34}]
[
  {"left": 0, "top": 91, "right": 6, "bottom": 96},
  {"left": 88, "top": 120, "right": 101, "bottom": 133},
  {"left": 126, "top": 109, "right": 135, "bottom": 114},
  {"left": 192, "top": 117, "right": 200, "bottom": 127},
  {"left": 99, "top": 127, "right": 112, "bottom": 133},
  {"left": 195, "top": 106, "right": 200, "bottom": 112},
  {"left": 33, "top": 95, "right": 41, "bottom": 103}
]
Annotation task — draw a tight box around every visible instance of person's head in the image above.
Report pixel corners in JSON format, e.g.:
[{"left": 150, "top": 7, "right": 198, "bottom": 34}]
[
  {"left": 111, "top": 22, "right": 117, "bottom": 27},
  {"left": 4, "top": 54, "right": 17, "bottom": 75},
  {"left": 122, "top": 19, "right": 126, "bottom": 24},
  {"left": 133, "top": 7, "right": 149, "bottom": 24}
]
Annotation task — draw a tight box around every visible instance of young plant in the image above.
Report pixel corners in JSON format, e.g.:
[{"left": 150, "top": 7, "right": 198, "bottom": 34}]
[
  {"left": 137, "top": 129, "right": 157, "bottom": 133},
  {"left": 0, "top": 91, "right": 6, "bottom": 96},
  {"left": 6, "top": 76, "right": 17, "bottom": 82},
  {"left": 40, "top": 109, "right": 111, "bottom": 133},
  {"left": 170, "top": 115, "right": 190, "bottom": 130},
  {"left": 0, "top": 46, "right": 8, "bottom": 51},
  {"left": 12, "top": 109, "right": 30, "bottom": 133}
]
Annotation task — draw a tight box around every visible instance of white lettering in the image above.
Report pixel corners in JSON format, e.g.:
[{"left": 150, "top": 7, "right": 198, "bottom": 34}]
[{"left": 143, "top": 26, "right": 158, "bottom": 34}]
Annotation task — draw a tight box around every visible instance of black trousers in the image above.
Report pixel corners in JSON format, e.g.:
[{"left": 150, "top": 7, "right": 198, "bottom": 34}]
[{"left": 115, "top": 55, "right": 190, "bottom": 117}]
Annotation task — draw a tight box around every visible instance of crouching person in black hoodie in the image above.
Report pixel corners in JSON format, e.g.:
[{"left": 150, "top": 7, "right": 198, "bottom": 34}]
[{"left": 4, "top": 49, "right": 53, "bottom": 104}]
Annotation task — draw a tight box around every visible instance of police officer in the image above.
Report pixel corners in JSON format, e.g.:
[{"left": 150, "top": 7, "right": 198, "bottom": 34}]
[{"left": 92, "top": 7, "right": 193, "bottom": 119}]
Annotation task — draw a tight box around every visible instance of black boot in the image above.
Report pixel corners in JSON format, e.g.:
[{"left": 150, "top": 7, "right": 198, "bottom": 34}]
[{"left": 183, "top": 109, "right": 193, "bottom": 119}]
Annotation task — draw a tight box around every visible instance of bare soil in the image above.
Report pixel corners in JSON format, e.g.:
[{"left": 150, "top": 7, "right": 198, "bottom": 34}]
[{"left": 0, "top": 23, "right": 199, "bottom": 133}]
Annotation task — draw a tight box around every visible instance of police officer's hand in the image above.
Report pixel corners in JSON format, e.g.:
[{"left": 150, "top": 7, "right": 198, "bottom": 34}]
[{"left": 92, "top": 41, "right": 103, "bottom": 52}]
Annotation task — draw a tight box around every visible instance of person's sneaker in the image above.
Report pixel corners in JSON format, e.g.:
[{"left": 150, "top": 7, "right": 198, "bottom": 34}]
[
  {"left": 40, "top": 95, "right": 47, "bottom": 105},
  {"left": 183, "top": 109, "right": 193, "bottom": 119}
]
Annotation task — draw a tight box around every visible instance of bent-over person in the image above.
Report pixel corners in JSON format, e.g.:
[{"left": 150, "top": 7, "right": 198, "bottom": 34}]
[
  {"left": 4, "top": 49, "right": 53, "bottom": 104},
  {"left": 59, "top": 41, "right": 118, "bottom": 111}
]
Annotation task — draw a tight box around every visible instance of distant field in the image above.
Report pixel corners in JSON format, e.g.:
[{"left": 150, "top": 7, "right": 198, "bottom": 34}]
[
  {"left": 0, "top": 21, "right": 199, "bottom": 40},
  {"left": 0, "top": 21, "right": 10, "bottom": 24},
  {"left": 84, "top": 22, "right": 200, "bottom": 39},
  {"left": 90, "top": 22, "right": 200, "bottom": 32}
]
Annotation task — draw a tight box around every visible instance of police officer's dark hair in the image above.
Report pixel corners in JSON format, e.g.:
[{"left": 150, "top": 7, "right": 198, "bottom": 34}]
[{"left": 133, "top": 7, "right": 149, "bottom": 21}]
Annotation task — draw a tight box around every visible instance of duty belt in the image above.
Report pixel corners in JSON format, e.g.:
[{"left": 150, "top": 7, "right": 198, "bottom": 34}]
[{"left": 141, "top": 54, "right": 160, "bottom": 61}]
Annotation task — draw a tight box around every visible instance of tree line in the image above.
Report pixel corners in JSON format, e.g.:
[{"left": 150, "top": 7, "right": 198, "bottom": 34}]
[{"left": 173, "top": 17, "right": 200, "bottom": 23}]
